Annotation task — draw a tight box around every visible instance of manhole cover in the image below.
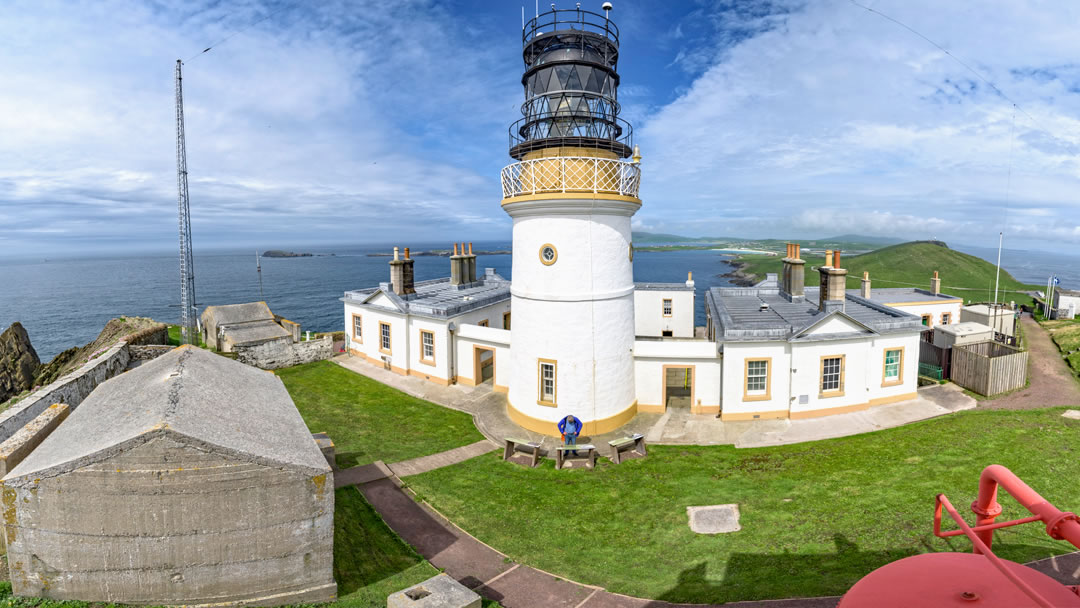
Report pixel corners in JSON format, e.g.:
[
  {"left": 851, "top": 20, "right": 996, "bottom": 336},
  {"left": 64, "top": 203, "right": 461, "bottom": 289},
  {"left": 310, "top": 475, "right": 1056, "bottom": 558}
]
[{"left": 687, "top": 504, "right": 741, "bottom": 534}]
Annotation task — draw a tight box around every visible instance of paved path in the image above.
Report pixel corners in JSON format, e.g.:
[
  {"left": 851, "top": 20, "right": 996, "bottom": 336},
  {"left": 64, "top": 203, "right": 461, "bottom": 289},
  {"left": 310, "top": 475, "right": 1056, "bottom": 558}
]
[
  {"left": 332, "top": 354, "right": 977, "bottom": 455},
  {"left": 981, "top": 317, "right": 1080, "bottom": 409},
  {"left": 387, "top": 440, "right": 497, "bottom": 477}
]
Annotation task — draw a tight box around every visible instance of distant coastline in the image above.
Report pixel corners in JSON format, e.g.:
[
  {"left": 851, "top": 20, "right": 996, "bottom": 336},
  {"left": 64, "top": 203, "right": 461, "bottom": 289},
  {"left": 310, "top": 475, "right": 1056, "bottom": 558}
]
[
  {"left": 367, "top": 250, "right": 511, "bottom": 257},
  {"left": 262, "top": 250, "right": 336, "bottom": 258}
]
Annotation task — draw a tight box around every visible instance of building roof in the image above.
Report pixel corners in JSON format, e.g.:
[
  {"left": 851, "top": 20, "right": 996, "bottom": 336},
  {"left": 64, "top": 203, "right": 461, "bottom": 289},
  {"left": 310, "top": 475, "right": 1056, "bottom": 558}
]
[
  {"left": 635, "top": 282, "right": 695, "bottom": 292},
  {"left": 202, "top": 301, "right": 275, "bottom": 326},
  {"left": 223, "top": 319, "right": 292, "bottom": 345},
  {"left": 3, "top": 346, "right": 329, "bottom": 484},
  {"left": 849, "top": 287, "right": 962, "bottom": 304},
  {"left": 1056, "top": 289, "right": 1080, "bottom": 297},
  {"left": 962, "top": 304, "right": 1013, "bottom": 316},
  {"left": 342, "top": 272, "right": 510, "bottom": 319},
  {"left": 707, "top": 286, "right": 923, "bottom": 343},
  {"left": 935, "top": 322, "right": 993, "bottom": 337}
]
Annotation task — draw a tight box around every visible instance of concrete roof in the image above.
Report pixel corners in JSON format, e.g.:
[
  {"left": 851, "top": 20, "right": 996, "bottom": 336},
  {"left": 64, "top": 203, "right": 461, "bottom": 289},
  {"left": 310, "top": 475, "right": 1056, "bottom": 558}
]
[
  {"left": 635, "top": 282, "right": 694, "bottom": 291},
  {"left": 4, "top": 346, "right": 329, "bottom": 483},
  {"left": 936, "top": 322, "right": 993, "bottom": 337},
  {"left": 707, "top": 286, "right": 923, "bottom": 343},
  {"left": 962, "top": 304, "right": 1013, "bottom": 315},
  {"left": 202, "top": 301, "right": 274, "bottom": 325},
  {"left": 342, "top": 273, "right": 510, "bottom": 319},
  {"left": 223, "top": 319, "right": 291, "bottom": 344},
  {"left": 850, "top": 288, "right": 962, "bottom": 304}
]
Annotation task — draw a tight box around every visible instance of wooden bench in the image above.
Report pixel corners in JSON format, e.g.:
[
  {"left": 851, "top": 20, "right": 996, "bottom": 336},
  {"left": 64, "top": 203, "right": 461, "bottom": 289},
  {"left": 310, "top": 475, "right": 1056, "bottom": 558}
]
[
  {"left": 608, "top": 433, "right": 647, "bottom": 465},
  {"left": 555, "top": 444, "right": 596, "bottom": 470},
  {"left": 503, "top": 437, "right": 541, "bottom": 468}
]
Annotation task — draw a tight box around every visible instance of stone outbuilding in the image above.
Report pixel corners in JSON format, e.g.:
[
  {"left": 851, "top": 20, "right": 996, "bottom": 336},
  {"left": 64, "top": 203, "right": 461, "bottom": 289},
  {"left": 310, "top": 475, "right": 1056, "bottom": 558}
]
[
  {"left": 200, "top": 301, "right": 295, "bottom": 352},
  {"left": 1, "top": 346, "right": 335, "bottom": 605}
]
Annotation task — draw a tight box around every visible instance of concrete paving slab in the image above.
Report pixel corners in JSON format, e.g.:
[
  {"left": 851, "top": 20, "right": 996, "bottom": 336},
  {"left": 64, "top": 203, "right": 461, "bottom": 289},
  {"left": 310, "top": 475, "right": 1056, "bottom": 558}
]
[
  {"left": 333, "top": 461, "right": 393, "bottom": 488},
  {"left": 388, "top": 440, "right": 498, "bottom": 477},
  {"left": 1063, "top": 410, "right": 1080, "bottom": 420},
  {"left": 687, "top": 504, "right": 741, "bottom": 534}
]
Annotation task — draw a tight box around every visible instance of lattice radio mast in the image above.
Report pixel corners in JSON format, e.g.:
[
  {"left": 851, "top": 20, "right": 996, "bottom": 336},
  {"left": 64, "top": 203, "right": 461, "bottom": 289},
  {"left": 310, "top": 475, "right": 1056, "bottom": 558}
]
[{"left": 175, "top": 59, "right": 198, "bottom": 345}]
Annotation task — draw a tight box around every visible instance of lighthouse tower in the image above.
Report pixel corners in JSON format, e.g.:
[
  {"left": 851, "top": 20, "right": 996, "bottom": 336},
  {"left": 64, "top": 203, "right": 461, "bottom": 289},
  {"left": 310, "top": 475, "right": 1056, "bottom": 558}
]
[{"left": 502, "top": 4, "right": 642, "bottom": 436}]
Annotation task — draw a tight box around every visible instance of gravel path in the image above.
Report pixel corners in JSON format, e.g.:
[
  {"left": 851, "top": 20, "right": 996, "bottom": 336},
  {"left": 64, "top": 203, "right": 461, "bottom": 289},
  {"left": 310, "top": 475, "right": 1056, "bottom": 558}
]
[{"left": 980, "top": 316, "right": 1080, "bottom": 409}]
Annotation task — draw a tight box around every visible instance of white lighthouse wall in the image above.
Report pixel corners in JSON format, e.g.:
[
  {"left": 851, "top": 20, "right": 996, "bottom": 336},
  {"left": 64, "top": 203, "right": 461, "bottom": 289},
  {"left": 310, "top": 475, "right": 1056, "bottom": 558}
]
[{"left": 506, "top": 205, "right": 638, "bottom": 436}]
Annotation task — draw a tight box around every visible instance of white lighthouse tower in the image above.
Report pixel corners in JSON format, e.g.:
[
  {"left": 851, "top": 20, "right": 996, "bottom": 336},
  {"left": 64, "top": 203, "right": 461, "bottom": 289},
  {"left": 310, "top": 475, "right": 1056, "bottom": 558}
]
[{"left": 501, "top": 3, "right": 642, "bottom": 436}]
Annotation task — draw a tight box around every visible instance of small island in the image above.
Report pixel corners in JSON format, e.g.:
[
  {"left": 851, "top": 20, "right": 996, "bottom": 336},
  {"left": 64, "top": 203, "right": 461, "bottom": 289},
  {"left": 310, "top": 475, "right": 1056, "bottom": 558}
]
[
  {"left": 367, "top": 249, "right": 510, "bottom": 257},
  {"left": 261, "top": 251, "right": 336, "bottom": 258}
]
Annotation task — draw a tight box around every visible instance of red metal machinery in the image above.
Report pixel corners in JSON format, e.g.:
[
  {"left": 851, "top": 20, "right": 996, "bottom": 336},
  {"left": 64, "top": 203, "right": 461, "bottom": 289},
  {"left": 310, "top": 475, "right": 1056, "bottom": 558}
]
[{"left": 839, "top": 465, "right": 1080, "bottom": 607}]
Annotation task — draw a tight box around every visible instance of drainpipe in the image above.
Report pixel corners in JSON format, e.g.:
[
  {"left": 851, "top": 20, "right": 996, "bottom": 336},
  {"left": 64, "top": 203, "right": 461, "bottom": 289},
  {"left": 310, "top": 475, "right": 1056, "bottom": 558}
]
[{"left": 448, "top": 322, "right": 457, "bottom": 385}]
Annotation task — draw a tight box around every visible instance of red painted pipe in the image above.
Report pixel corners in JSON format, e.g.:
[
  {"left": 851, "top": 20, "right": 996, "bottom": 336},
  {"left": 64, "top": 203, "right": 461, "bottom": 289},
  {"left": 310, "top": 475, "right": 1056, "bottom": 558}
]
[{"left": 972, "top": 465, "right": 1080, "bottom": 552}]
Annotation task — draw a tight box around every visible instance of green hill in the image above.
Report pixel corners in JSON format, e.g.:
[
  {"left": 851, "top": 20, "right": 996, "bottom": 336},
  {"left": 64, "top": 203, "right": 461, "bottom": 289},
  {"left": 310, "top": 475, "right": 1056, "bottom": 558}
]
[{"left": 735, "top": 241, "right": 1039, "bottom": 306}]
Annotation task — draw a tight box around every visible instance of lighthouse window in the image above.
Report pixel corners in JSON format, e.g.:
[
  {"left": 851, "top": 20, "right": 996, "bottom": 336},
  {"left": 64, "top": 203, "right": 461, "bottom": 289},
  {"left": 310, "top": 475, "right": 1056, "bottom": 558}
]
[
  {"left": 538, "top": 359, "right": 557, "bottom": 406},
  {"left": 820, "top": 355, "right": 845, "bottom": 395},
  {"left": 539, "top": 244, "right": 558, "bottom": 266},
  {"left": 421, "top": 330, "right": 435, "bottom": 364},
  {"left": 352, "top": 314, "right": 362, "bottom": 343},
  {"left": 663, "top": 299, "right": 673, "bottom": 317},
  {"left": 744, "top": 358, "right": 771, "bottom": 401},
  {"left": 379, "top": 322, "right": 392, "bottom": 354},
  {"left": 883, "top": 348, "right": 903, "bottom": 386}
]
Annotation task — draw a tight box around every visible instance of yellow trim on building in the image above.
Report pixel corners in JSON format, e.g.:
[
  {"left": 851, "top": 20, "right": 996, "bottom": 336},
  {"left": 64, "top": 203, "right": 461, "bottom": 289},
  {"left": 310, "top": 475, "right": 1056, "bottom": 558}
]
[
  {"left": 884, "top": 300, "right": 963, "bottom": 306},
  {"left": 869, "top": 391, "right": 918, "bottom": 407},
  {"left": 506, "top": 400, "right": 638, "bottom": 437},
  {"left": 721, "top": 409, "right": 788, "bottom": 421},
  {"left": 501, "top": 192, "right": 642, "bottom": 205}
]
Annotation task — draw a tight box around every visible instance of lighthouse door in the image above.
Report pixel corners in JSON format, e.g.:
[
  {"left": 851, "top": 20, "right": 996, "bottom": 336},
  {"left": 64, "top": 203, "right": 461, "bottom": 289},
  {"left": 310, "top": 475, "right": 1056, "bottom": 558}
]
[
  {"left": 473, "top": 346, "right": 495, "bottom": 385},
  {"left": 663, "top": 366, "right": 694, "bottom": 410}
]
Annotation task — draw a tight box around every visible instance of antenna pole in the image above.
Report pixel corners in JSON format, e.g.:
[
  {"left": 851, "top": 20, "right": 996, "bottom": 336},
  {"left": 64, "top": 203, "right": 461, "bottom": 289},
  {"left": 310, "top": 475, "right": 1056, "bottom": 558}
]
[
  {"left": 257, "top": 250, "right": 265, "bottom": 301},
  {"left": 175, "top": 60, "right": 198, "bottom": 345},
  {"left": 993, "top": 231, "right": 1002, "bottom": 307}
]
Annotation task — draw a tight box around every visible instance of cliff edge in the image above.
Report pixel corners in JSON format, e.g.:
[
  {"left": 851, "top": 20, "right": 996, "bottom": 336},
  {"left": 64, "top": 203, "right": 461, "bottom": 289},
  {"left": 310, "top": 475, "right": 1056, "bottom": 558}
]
[{"left": 0, "top": 322, "right": 41, "bottom": 403}]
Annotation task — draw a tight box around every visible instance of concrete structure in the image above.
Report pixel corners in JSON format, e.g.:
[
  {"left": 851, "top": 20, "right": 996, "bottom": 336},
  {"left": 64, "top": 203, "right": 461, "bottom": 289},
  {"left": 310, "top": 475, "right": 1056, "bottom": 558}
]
[
  {"left": 2, "top": 346, "right": 335, "bottom": 605},
  {"left": 235, "top": 334, "right": 333, "bottom": 370},
  {"left": 1053, "top": 289, "right": 1080, "bottom": 319},
  {"left": 932, "top": 322, "right": 994, "bottom": 350},
  {"left": 200, "top": 301, "right": 294, "bottom": 353},
  {"left": 634, "top": 276, "right": 696, "bottom": 338},
  {"left": 961, "top": 304, "right": 1018, "bottom": 337},
  {"left": 0, "top": 403, "right": 68, "bottom": 476},
  {"left": 387, "top": 573, "right": 481, "bottom": 608},
  {"left": 687, "top": 504, "right": 741, "bottom": 534}
]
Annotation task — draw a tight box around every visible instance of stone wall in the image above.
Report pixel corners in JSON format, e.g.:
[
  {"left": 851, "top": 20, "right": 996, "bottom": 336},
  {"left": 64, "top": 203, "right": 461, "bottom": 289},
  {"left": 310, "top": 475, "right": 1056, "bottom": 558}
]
[
  {"left": 0, "top": 342, "right": 129, "bottom": 443},
  {"left": 128, "top": 345, "right": 175, "bottom": 361},
  {"left": 235, "top": 336, "right": 333, "bottom": 370},
  {"left": 0, "top": 403, "right": 69, "bottom": 477},
  {"left": 125, "top": 323, "right": 169, "bottom": 346}
]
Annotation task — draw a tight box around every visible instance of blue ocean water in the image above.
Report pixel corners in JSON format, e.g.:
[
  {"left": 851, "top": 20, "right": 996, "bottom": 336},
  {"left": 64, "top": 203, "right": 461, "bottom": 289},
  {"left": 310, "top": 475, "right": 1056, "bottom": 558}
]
[{"left": 0, "top": 243, "right": 739, "bottom": 361}]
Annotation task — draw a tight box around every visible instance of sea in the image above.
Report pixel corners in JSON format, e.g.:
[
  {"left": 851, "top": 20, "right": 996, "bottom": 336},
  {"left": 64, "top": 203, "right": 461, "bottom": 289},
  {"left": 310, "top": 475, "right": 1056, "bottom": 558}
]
[{"left": 3, "top": 241, "right": 1077, "bottom": 362}]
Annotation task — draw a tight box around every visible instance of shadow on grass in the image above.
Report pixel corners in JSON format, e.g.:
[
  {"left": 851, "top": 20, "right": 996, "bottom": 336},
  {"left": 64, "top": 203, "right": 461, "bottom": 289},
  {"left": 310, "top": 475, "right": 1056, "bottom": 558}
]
[
  {"left": 642, "top": 534, "right": 1062, "bottom": 606},
  {"left": 334, "top": 486, "right": 423, "bottom": 595}
]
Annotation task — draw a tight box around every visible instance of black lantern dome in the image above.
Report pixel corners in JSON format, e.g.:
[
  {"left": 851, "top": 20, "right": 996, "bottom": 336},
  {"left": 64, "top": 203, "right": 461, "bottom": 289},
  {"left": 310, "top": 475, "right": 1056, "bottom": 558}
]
[{"left": 509, "top": 4, "right": 633, "bottom": 159}]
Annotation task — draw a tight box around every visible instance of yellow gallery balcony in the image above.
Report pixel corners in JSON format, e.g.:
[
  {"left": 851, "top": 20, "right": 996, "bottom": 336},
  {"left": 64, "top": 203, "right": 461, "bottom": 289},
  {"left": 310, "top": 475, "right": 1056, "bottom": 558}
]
[{"left": 500, "top": 156, "right": 641, "bottom": 201}]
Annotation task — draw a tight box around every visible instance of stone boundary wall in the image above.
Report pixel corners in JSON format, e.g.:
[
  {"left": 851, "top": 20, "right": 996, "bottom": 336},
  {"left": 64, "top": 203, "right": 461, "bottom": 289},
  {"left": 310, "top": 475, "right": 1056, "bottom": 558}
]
[
  {"left": 125, "top": 323, "right": 169, "bottom": 346},
  {"left": 0, "top": 342, "right": 129, "bottom": 443},
  {"left": 235, "top": 336, "right": 333, "bottom": 370},
  {"left": 128, "top": 345, "right": 175, "bottom": 361}
]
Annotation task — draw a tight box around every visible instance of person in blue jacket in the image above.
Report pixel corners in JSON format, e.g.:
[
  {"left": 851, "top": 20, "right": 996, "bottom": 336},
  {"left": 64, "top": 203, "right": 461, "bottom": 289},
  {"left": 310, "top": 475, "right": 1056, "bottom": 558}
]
[{"left": 558, "top": 414, "right": 581, "bottom": 456}]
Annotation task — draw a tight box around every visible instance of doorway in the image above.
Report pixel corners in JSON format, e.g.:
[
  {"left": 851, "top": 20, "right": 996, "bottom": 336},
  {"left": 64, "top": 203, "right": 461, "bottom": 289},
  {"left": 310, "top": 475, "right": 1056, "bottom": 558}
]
[
  {"left": 473, "top": 346, "right": 495, "bottom": 385},
  {"left": 663, "top": 365, "right": 695, "bottom": 410}
]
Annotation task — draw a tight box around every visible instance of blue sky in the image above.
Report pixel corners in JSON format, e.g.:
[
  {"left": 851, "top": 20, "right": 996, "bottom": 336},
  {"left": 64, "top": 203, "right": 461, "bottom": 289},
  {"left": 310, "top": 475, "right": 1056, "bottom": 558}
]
[{"left": 2, "top": 0, "right": 1080, "bottom": 257}]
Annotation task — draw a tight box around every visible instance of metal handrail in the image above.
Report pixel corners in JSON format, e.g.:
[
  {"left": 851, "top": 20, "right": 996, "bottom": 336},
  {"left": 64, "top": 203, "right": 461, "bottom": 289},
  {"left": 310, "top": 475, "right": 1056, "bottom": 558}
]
[
  {"left": 524, "top": 8, "right": 618, "bottom": 48},
  {"left": 508, "top": 113, "right": 632, "bottom": 152},
  {"left": 500, "top": 156, "right": 641, "bottom": 199}
]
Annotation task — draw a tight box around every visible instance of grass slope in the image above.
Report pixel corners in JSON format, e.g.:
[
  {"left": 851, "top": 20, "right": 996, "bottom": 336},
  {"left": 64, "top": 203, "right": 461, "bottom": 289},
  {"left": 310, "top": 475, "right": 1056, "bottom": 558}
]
[
  {"left": 277, "top": 360, "right": 483, "bottom": 467},
  {"left": 407, "top": 408, "right": 1080, "bottom": 604},
  {"left": 1043, "top": 318, "right": 1080, "bottom": 378},
  {"left": 737, "top": 241, "right": 1038, "bottom": 305}
]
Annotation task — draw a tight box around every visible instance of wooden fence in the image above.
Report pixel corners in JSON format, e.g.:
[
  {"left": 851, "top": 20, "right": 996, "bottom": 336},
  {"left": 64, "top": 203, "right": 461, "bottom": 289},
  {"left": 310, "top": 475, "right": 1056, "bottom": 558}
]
[
  {"left": 950, "top": 341, "right": 1028, "bottom": 396},
  {"left": 919, "top": 340, "right": 951, "bottom": 378}
]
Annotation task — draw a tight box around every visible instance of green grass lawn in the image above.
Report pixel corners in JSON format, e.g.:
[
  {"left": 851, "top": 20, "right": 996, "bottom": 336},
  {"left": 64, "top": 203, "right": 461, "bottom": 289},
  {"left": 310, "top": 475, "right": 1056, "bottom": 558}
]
[
  {"left": 736, "top": 241, "right": 1039, "bottom": 307},
  {"left": 166, "top": 324, "right": 206, "bottom": 348},
  {"left": 407, "top": 408, "right": 1080, "bottom": 604},
  {"left": 277, "top": 360, "right": 484, "bottom": 467},
  {"left": 1043, "top": 318, "right": 1080, "bottom": 378}
]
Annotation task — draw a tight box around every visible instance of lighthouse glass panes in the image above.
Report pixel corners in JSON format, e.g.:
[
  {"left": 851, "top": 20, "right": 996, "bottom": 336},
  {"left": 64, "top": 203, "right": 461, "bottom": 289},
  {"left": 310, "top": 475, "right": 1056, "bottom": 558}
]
[
  {"left": 380, "top": 322, "right": 391, "bottom": 353},
  {"left": 353, "top": 315, "right": 362, "bottom": 341},
  {"left": 421, "top": 330, "right": 434, "bottom": 362},
  {"left": 746, "top": 360, "right": 768, "bottom": 394},
  {"left": 540, "top": 244, "right": 557, "bottom": 265},
  {"left": 822, "top": 357, "right": 843, "bottom": 392},
  {"left": 511, "top": 7, "right": 631, "bottom": 158},
  {"left": 884, "top": 349, "right": 902, "bottom": 381}
]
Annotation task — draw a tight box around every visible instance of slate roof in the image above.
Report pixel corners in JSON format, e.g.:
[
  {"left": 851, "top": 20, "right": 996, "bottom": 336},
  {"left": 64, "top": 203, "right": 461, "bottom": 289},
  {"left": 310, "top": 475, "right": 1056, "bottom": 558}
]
[
  {"left": 707, "top": 286, "right": 923, "bottom": 343},
  {"left": 202, "top": 301, "right": 275, "bottom": 325},
  {"left": 342, "top": 273, "right": 510, "bottom": 319},
  {"left": 851, "top": 288, "right": 962, "bottom": 304},
  {"left": 223, "top": 320, "right": 291, "bottom": 344},
  {"left": 3, "top": 346, "right": 330, "bottom": 483},
  {"left": 635, "top": 282, "right": 694, "bottom": 291}
]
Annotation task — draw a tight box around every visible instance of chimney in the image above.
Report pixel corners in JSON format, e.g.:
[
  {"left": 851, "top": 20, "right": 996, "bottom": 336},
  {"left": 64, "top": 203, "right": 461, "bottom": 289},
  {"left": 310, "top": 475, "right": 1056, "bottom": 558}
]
[
  {"left": 930, "top": 270, "right": 941, "bottom": 296},
  {"left": 401, "top": 247, "right": 416, "bottom": 295},
  {"left": 449, "top": 243, "right": 464, "bottom": 286},
  {"left": 389, "top": 247, "right": 406, "bottom": 296},
  {"left": 685, "top": 271, "right": 695, "bottom": 289},
  {"left": 860, "top": 271, "right": 871, "bottom": 299},
  {"left": 466, "top": 242, "right": 477, "bottom": 283},
  {"left": 818, "top": 249, "right": 847, "bottom": 313},
  {"left": 781, "top": 243, "right": 805, "bottom": 302}
]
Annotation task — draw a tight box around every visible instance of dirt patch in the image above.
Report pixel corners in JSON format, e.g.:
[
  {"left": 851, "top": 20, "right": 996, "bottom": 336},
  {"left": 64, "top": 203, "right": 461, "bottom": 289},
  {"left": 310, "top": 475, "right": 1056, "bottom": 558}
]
[{"left": 979, "top": 317, "right": 1080, "bottom": 410}]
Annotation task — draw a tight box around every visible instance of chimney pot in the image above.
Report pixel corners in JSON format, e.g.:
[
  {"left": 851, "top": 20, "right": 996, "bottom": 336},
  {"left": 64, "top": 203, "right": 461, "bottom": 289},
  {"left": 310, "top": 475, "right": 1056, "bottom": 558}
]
[
  {"left": 833, "top": 249, "right": 842, "bottom": 269},
  {"left": 468, "top": 242, "right": 473, "bottom": 255},
  {"left": 824, "top": 250, "right": 834, "bottom": 267},
  {"left": 393, "top": 246, "right": 400, "bottom": 261},
  {"left": 404, "top": 247, "right": 410, "bottom": 260},
  {"left": 453, "top": 243, "right": 458, "bottom": 255}
]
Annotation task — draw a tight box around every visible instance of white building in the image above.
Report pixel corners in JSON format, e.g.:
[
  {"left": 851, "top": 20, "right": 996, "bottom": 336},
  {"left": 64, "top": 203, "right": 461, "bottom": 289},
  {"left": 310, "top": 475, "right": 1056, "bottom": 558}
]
[
  {"left": 1052, "top": 289, "right": 1080, "bottom": 320},
  {"left": 339, "top": 7, "right": 924, "bottom": 436},
  {"left": 853, "top": 271, "right": 963, "bottom": 329}
]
